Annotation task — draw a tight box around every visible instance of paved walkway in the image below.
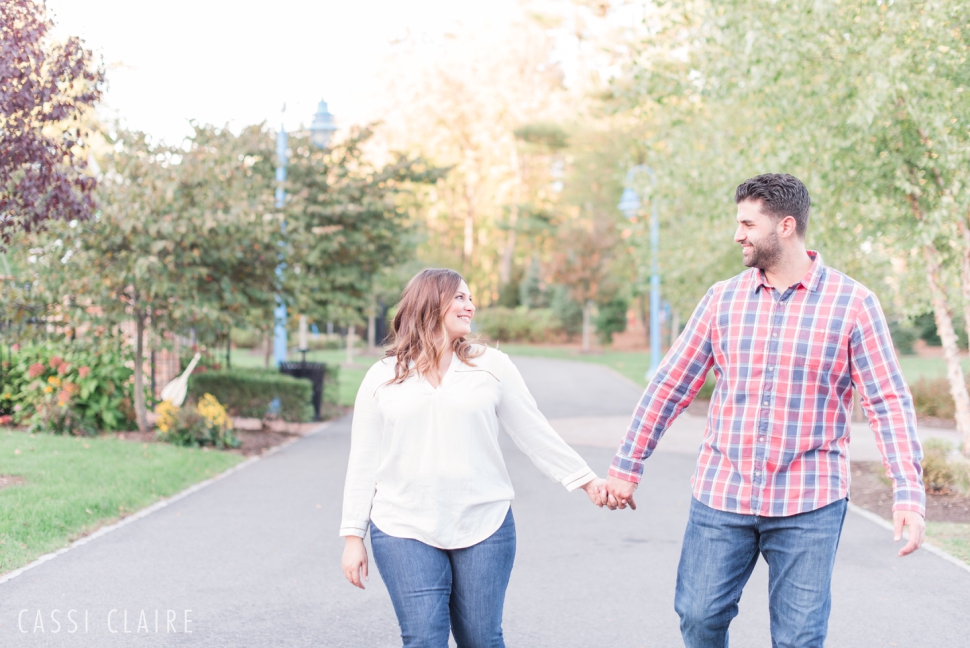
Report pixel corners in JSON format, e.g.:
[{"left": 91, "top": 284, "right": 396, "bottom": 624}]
[{"left": 1, "top": 356, "right": 968, "bottom": 646}]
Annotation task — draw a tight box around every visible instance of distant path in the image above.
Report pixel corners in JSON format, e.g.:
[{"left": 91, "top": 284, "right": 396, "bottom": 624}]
[{"left": 0, "top": 355, "right": 967, "bottom": 646}]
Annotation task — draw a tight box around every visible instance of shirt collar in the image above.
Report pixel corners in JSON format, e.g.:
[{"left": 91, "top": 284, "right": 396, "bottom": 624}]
[{"left": 753, "top": 250, "right": 824, "bottom": 294}]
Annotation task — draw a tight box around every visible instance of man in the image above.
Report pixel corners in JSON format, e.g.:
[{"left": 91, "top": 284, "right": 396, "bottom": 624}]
[{"left": 605, "top": 174, "right": 925, "bottom": 647}]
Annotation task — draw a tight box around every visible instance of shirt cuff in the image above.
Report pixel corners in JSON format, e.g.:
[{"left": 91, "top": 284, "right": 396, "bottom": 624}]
[
  {"left": 890, "top": 498, "right": 925, "bottom": 518},
  {"left": 562, "top": 467, "right": 596, "bottom": 492},
  {"left": 609, "top": 454, "right": 644, "bottom": 484},
  {"left": 339, "top": 525, "right": 368, "bottom": 538}
]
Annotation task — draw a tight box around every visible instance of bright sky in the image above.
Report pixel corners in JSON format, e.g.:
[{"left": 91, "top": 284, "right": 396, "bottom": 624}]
[{"left": 47, "top": 0, "right": 519, "bottom": 144}]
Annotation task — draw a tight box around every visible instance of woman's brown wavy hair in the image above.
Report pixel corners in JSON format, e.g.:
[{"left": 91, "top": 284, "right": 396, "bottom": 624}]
[{"left": 385, "top": 268, "right": 484, "bottom": 385}]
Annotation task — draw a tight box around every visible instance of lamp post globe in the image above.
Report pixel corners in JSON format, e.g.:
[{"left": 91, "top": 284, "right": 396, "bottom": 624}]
[
  {"left": 618, "top": 187, "right": 641, "bottom": 220},
  {"left": 309, "top": 99, "right": 337, "bottom": 149}
]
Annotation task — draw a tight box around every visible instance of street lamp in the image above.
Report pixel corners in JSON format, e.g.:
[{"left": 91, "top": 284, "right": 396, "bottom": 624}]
[
  {"left": 273, "top": 107, "right": 289, "bottom": 366},
  {"left": 619, "top": 166, "right": 661, "bottom": 380},
  {"left": 309, "top": 100, "right": 337, "bottom": 149},
  {"left": 273, "top": 99, "right": 338, "bottom": 367}
]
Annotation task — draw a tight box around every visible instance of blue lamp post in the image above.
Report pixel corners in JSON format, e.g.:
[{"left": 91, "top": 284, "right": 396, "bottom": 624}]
[
  {"left": 619, "top": 166, "right": 661, "bottom": 380},
  {"left": 273, "top": 108, "right": 289, "bottom": 366},
  {"left": 272, "top": 100, "right": 337, "bottom": 367}
]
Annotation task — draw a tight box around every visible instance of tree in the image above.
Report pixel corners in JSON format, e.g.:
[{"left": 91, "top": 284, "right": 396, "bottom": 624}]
[
  {"left": 283, "top": 127, "right": 444, "bottom": 330},
  {"left": 32, "top": 126, "right": 281, "bottom": 431},
  {"left": 0, "top": 0, "right": 104, "bottom": 244}
]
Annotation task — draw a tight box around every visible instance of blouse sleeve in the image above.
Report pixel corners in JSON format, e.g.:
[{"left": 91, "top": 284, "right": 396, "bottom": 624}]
[
  {"left": 339, "top": 365, "right": 385, "bottom": 537},
  {"left": 495, "top": 352, "right": 596, "bottom": 491}
]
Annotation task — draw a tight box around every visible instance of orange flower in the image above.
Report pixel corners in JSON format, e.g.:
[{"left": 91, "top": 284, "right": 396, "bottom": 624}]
[{"left": 57, "top": 390, "right": 71, "bottom": 406}]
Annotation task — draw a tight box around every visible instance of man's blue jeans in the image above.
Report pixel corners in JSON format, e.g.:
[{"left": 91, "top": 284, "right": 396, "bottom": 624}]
[
  {"left": 370, "top": 507, "right": 516, "bottom": 648},
  {"left": 675, "top": 497, "right": 848, "bottom": 648}
]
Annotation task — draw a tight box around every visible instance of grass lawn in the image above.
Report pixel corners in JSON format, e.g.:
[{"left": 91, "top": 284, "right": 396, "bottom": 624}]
[
  {"left": 0, "top": 429, "right": 242, "bottom": 575},
  {"left": 926, "top": 522, "right": 970, "bottom": 566}
]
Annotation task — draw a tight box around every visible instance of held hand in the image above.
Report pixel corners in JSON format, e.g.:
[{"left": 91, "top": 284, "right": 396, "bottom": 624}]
[
  {"left": 893, "top": 510, "right": 925, "bottom": 557},
  {"left": 341, "top": 536, "right": 369, "bottom": 589},
  {"left": 605, "top": 475, "right": 637, "bottom": 511},
  {"left": 581, "top": 478, "right": 608, "bottom": 507}
]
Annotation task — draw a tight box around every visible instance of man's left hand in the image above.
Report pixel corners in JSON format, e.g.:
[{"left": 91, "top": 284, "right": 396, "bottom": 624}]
[{"left": 893, "top": 510, "right": 925, "bottom": 557}]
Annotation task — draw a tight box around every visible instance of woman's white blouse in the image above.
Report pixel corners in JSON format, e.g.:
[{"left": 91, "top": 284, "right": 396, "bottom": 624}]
[{"left": 339, "top": 346, "right": 596, "bottom": 549}]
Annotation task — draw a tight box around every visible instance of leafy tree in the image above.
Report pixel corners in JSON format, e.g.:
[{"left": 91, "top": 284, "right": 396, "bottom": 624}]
[
  {"left": 0, "top": 0, "right": 104, "bottom": 244},
  {"left": 282, "top": 127, "right": 444, "bottom": 330},
  {"left": 32, "top": 126, "right": 281, "bottom": 431}
]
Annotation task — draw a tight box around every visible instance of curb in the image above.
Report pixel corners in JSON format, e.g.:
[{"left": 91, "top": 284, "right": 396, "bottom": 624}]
[
  {"left": 847, "top": 502, "right": 970, "bottom": 574},
  {"left": 0, "top": 422, "right": 331, "bottom": 587}
]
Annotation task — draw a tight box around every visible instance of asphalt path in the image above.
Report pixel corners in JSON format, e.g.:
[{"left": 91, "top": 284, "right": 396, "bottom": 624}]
[{"left": 1, "top": 355, "right": 968, "bottom": 646}]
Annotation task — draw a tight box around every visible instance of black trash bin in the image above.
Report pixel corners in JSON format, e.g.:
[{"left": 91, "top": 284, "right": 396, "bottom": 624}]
[{"left": 279, "top": 362, "right": 326, "bottom": 421}]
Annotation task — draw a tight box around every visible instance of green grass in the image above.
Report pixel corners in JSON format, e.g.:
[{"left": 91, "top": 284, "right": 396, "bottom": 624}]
[
  {"left": 926, "top": 522, "right": 970, "bottom": 566},
  {"left": 898, "top": 356, "right": 970, "bottom": 382},
  {"left": 0, "top": 429, "right": 242, "bottom": 574}
]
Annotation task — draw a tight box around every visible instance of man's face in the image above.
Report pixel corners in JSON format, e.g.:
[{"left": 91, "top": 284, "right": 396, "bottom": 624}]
[{"left": 734, "top": 199, "right": 782, "bottom": 269}]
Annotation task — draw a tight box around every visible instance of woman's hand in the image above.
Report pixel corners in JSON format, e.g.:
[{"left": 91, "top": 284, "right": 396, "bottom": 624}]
[
  {"left": 581, "top": 478, "right": 608, "bottom": 507},
  {"left": 342, "top": 536, "right": 369, "bottom": 589}
]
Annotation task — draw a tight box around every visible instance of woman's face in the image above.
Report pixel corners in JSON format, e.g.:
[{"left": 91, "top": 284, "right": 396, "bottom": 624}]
[{"left": 442, "top": 280, "right": 475, "bottom": 342}]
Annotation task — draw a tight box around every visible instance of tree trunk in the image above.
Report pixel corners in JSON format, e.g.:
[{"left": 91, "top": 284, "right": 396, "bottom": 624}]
[
  {"left": 263, "top": 328, "right": 272, "bottom": 368},
  {"left": 959, "top": 214, "right": 970, "bottom": 353},
  {"left": 133, "top": 310, "right": 148, "bottom": 433},
  {"left": 582, "top": 300, "right": 593, "bottom": 352},
  {"left": 499, "top": 148, "right": 520, "bottom": 286},
  {"left": 346, "top": 325, "right": 355, "bottom": 365},
  {"left": 923, "top": 244, "right": 970, "bottom": 455}
]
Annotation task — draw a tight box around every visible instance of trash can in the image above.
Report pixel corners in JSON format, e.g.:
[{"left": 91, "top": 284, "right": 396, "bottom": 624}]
[{"left": 279, "top": 362, "right": 326, "bottom": 421}]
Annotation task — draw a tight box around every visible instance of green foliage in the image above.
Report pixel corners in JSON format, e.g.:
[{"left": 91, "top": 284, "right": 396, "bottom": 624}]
[
  {"left": 889, "top": 320, "right": 918, "bottom": 356},
  {"left": 922, "top": 439, "right": 957, "bottom": 492},
  {"left": 3, "top": 339, "right": 138, "bottom": 432},
  {"left": 284, "top": 127, "right": 445, "bottom": 327},
  {"left": 188, "top": 369, "right": 314, "bottom": 422},
  {"left": 474, "top": 307, "right": 563, "bottom": 343},
  {"left": 549, "top": 285, "right": 584, "bottom": 336},
  {"left": 230, "top": 327, "right": 262, "bottom": 349},
  {"left": 595, "top": 295, "right": 629, "bottom": 345},
  {"left": 908, "top": 375, "right": 970, "bottom": 420}
]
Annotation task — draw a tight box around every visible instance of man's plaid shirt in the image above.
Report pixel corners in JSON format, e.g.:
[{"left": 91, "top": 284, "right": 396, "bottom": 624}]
[{"left": 609, "top": 252, "right": 925, "bottom": 517}]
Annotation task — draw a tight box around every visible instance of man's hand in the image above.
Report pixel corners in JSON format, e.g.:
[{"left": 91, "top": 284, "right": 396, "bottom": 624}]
[
  {"left": 893, "top": 510, "right": 925, "bottom": 557},
  {"left": 605, "top": 475, "right": 637, "bottom": 511},
  {"left": 341, "top": 536, "right": 369, "bottom": 588},
  {"left": 581, "top": 478, "right": 607, "bottom": 507}
]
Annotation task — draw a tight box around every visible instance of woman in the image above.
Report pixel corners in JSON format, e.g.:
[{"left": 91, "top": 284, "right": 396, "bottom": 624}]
[{"left": 340, "top": 268, "right": 606, "bottom": 648}]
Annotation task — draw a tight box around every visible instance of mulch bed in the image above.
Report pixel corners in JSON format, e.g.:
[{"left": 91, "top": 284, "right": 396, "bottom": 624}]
[
  {"left": 851, "top": 461, "right": 970, "bottom": 523},
  {"left": 111, "top": 428, "right": 304, "bottom": 457}
]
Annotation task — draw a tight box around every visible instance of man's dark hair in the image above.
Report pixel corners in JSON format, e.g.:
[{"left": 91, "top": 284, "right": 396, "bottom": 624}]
[{"left": 734, "top": 173, "right": 811, "bottom": 237}]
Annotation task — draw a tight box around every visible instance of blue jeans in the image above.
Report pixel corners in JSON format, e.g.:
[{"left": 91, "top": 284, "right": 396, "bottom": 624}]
[
  {"left": 675, "top": 497, "right": 847, "bottom": 648},
  {"left": 370, "top": 507, "right": 516, "bottom": 648}
]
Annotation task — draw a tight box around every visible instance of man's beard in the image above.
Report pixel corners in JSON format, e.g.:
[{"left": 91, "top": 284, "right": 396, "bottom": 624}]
[{"left": 742, "top": 232, "right": 782, "bottom": 270}]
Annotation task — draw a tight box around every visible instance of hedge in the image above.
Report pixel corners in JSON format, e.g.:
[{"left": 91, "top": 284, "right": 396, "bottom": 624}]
[{"left": 189, "top": 369, "right": 316, "bottom": 422}]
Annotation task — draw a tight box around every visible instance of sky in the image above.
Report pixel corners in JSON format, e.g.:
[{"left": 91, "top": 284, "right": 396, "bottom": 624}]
[{"left": 47, "top": 0, "right": 519, "bottom": 144}]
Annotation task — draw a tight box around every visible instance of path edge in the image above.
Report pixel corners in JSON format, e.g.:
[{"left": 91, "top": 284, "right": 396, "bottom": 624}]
[
  {"left": 847, "top": 502, "right": 970, "bottom": 574},
  {"left": 0, "top": 422, "right": 331, "bottom": 587}
]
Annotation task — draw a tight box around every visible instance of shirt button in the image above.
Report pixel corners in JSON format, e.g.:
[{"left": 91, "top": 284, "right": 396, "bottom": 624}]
[
  {"left": 767, "top": 367, "right": 774, "bottom": 372},
  {"left": 759, "top": 436, "right": 766, "bottom": 442},
  {"left": 772, "top": 332, "right": 778, "bottom": 338},
  {"left": 762, "top": 400, "right": 769, "bottom": 406},
  {"left": 755, "top": 470, "right": 762, "bottom": 477}
]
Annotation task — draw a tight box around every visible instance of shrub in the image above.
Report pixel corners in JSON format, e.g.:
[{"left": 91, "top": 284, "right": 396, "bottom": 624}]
[
  {"left": 909, "top": 376, "right": 962, "bottom": 420},
  {"left": 473, "top": 307, "right": 564, "bottom": 343},
  {"left": 3, "top": 339, "right": 139, "bottom": 432},
  {"left": 888, "top": 320, "right": 917, "bottom": 356},
  {"left": 188, "top": 369, "right": 314, "bottom": 422},
  {"left": 155, "top": 394, "right": 239, "bottom": 449},
  {"left": 921, "top": 439, "right": 956, "bottom": 492},
  {"left": 595, "top": 296, "right": 629, "bottom": 345},
  {"left": 550, "top": 286, "right": 583, "bottom": 336},
  {"left": 230, "top": 327, "right": 262, "bottom": 349}
]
